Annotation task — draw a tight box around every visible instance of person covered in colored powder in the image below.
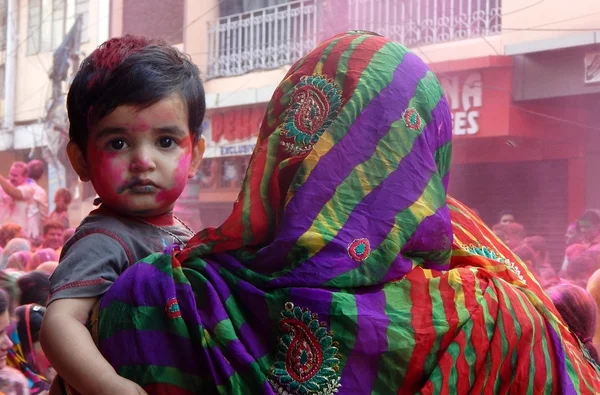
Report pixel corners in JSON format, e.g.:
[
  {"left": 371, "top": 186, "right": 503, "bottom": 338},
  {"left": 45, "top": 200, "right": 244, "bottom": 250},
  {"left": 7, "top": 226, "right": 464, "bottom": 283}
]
[
  {"left": 92, "top": 32, "right": 600, "bottom": 394},
  {"left": 39, "top": 35, "right": 206, "bottom": 395}
]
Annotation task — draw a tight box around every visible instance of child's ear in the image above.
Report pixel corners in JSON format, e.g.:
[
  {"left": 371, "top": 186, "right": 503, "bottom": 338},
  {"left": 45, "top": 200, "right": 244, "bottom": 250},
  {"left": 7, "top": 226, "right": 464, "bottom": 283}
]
[
  {"left": 188, "top": 136, "right": 206, "bottom": 178},
  {"left": 66, "top": 141, "right": 91, "bottom": 182}
]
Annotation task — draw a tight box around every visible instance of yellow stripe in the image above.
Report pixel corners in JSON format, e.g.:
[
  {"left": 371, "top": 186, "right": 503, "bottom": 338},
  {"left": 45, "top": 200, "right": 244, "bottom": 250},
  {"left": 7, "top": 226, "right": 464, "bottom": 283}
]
[{"left": 294, "top": 74, "right": 442, "bottom": 259}]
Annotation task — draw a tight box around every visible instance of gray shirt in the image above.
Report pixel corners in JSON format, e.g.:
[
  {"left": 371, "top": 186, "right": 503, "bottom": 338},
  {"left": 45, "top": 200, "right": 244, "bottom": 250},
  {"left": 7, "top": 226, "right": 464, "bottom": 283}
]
[{"left": 49, "top": 209, "right": 194, "bottom": 304}]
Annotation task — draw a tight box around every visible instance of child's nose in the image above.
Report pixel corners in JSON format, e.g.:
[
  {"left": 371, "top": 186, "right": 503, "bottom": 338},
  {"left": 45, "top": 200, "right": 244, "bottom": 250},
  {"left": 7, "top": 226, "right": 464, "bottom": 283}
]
[{"left": 129, "top": 149, "right": 156, "bottom": 172}]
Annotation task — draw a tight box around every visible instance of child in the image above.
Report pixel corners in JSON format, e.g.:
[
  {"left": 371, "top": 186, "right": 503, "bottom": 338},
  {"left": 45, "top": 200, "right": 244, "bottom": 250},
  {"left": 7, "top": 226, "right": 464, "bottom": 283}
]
[
  {"left": 39, "top": 35, "right": 206, "bottom": 395},
  {"left": 47, "top": 188, "right": 72, "bottom": 230}
]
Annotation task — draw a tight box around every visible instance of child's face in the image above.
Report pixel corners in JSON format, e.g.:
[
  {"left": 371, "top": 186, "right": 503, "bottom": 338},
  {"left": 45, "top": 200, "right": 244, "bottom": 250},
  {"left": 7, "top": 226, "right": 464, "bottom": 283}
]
[{"left": 73, "top": 94, "right": 203, "bottom": 217}]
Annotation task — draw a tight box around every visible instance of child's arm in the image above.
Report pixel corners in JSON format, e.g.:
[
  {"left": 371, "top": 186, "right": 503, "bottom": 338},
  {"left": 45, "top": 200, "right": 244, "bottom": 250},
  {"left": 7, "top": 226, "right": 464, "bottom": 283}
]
[{"left": 41, "top": 298, "right": 147, "bottom": 395}]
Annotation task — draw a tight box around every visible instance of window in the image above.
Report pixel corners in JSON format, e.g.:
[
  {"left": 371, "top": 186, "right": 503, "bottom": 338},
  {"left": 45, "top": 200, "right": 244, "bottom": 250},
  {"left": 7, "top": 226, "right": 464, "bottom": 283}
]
[{"left": 27, "top": 0, "right": 89, "bottom": 55}]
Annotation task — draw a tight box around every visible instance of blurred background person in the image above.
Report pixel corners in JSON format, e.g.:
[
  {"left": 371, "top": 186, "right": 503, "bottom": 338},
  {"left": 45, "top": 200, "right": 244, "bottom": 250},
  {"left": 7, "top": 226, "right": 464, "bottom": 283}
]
[
  {"left": 26, "top": 160, "right": 48, "bottom": 242},
  {"left": 47, "top": 189, "right": 71, "bottom": 231},
  {"left": 548, "top": 284, "right": 599, "bottom": 364}
]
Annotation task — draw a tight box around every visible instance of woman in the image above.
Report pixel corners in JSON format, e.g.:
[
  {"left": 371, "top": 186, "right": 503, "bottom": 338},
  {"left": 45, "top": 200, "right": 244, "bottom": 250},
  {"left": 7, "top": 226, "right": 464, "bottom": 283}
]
[
  {"left": 0, "top": 239, "right": 30, "bottom": 270},
  {"left": 5, "top": 252, "right": 32, "bottom": 273},
  {"left": 548, "top": 284, "right": 599, "bottom": 364},
  {"left": 94, "top": 32, "right": 600, "bottom": 393},
  {"left": 8, "top": 305, "right": 51, "bottom": 395}
]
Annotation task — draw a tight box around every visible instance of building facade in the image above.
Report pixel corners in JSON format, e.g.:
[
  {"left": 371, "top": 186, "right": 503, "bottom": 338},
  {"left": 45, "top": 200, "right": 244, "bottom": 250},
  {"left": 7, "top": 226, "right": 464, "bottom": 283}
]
[
  {"left": 0, "top": 0, "right": 595, "bottom": 262},
  {"left": 0, "top": 0, "right": 110, "bottom": 220}
]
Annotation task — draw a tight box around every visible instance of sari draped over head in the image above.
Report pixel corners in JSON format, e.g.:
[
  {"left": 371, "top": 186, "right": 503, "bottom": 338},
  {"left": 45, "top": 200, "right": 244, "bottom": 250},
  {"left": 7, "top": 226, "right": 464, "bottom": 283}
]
[
  {"left": 0, "top": 238, "right": 30, "bottom": 269},
  {"left": 8, "top": 305, "right": 50, "bottom": 395},
  {"left": 95, "top": 32, "right": 600, "bottom": 394}
]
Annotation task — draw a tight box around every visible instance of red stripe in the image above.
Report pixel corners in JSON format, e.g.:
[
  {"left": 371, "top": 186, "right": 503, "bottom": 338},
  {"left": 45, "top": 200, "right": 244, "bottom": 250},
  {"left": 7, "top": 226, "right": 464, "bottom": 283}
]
[
  {"left": 455, "top": 269, "right": 486, "bottom": 392},
  {"left": 436, "top": 272, "right": 459, "bottom": 357},
  {"left": 469, "top": 273, "right": 494, "bottom": 393},
  {"left": 502, "top": 284, "right": 534, "bottom": 391},
  {"left": 399, "top": 268, "right": 436, "bottom": 393},
  {"left": 143, "top": 383, "right": 196, "bottom": 395},
  {"left": 342, "top": 36, "right": 387, "bottom": 100},
  {"left": 320, "top": 34, "right": 359, "bottom": 78}
]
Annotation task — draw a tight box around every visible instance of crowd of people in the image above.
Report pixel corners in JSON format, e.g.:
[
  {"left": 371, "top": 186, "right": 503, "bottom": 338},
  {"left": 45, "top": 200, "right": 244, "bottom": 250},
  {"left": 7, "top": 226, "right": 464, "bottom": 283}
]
[
  {"left": 490, "top": 209, "right": 600, "bottom": 363},
  {"left": 0, "top": 160, "right": 74, "bottom": 393},
  {"left": 0, "top": 31, "right": 598, "bottom": 394}
]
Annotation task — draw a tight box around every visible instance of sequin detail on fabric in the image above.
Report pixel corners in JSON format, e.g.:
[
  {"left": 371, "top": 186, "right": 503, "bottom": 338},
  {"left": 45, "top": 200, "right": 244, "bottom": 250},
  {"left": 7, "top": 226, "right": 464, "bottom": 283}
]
[
  {"left": 464, "top": 245, "right": 526, "bottom": 284},
  {"left": 402, "top": 108, "right": 423, "bottom": 130},
  {"left": 280, "top": 75, "right": 342, "bottom": 155},
  {"left": 165, "top": 298, "right": 182, "bottom": 319},
  {"left": 269, "top": 302, "right": 341, "bottom": 394},
  {"left": 348, "top": 238, "right": 371, "bottom": 262}
]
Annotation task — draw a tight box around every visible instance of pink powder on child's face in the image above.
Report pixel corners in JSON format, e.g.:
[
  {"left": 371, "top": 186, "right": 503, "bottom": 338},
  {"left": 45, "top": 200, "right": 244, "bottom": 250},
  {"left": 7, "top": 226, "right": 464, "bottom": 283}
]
[
  {"left": 156, "top": 151, "right": 192, "bottom": 204},
  {"left": 85, "top": 95, "right": 195, "bottom": 216},
  {"left": 87, "top": 144, "right": 128, "bottom": 208}
]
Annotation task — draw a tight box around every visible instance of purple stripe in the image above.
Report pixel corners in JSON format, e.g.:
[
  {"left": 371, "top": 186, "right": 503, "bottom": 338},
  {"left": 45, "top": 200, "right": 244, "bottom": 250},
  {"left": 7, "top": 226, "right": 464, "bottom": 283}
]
[
  {"left": 339, "top": 289, "right": 388, "bottom": 391},
  {"left": 228, "top": 278, "right": 272, "bottom": 358},
  {"left": 270, "top": 99, "right": 448, "bottom": 286},
  {"left": 248, "top": 52, "right": 428, "bottom": 272},
  {"left": 287, "top": 287, "right": 335, "bottom": 327},
  {"left": 100, "top": 329, "right": 210, "bottom": 375},
  {"left": 546, "top": 321, "right": 577, "bottom": 394},
  {"left": 100, "top": 262, "right": 171, "bottom": 308},
  {"left": 100, "top": 263, "right": 204, "bottom": 326}
]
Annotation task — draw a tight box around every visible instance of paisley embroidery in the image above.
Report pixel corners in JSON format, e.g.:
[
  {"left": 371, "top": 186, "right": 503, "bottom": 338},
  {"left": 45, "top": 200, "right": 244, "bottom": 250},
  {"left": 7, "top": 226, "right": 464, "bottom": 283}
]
[
  {"left": 269, "top": 303, "right": 341, "bottom": 394},
  {"left": 280, "top": 75, "right": 342, "bottom": 155},
  {"left": 464, "top": 245, "right": 526, "bottom": 284},
  {"left": 165, "top": 298, "right": 182, "bottom": 319},
  {"left": 348, "top": 238, "right": 371, "bottom": 262},
  {"left": 402, "top": 107, "right": 422, "bottom": 130}
]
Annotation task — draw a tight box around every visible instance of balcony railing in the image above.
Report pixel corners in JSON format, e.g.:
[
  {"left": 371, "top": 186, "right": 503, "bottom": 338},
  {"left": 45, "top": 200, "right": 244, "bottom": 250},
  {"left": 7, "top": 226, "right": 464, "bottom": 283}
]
[
  {"left": 207, "top": 0, "right": 318, "bottom": 78},
  {"left": 207, "top": 0, "right": 502, "bottom": 79},
  {"left": 349, "top": 0, "right": 501, "bottom": 46}
]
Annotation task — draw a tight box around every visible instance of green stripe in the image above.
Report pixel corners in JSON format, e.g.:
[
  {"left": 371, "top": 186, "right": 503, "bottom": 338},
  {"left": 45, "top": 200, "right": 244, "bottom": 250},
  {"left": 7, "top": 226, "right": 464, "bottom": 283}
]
[
  {"left": 216, "top": 361, "right": 266, "bottom": 395},
  {"left": 452, "top": 271, "right": 477, "bottom": 388},
  {"left": 497, "top": 282, "right": 522, "bottom": 389},
  {"left": 334, "top": 35, "right": 372, "bottom": 90},
  {"left": 328, "top": 172, "right": 446, "bottom": 286},
  {"left": 480, "top": 282, "right": 498, "bottom": 390},
  {"left": 292, "top": 41, "right": 405, "bottom": 187},
  {"left": 310, "top": 35, "right": 345, "bottom": 75},
  {"left": 423, "top": 278, "right": 446, "bottom": 393},
  {"left": 513, "top": 289, "right": 538, "bottom": 394},
  {"left": 435, "top": 141, "right": 452, "bottom": 179},
  {"left": 491, "top": 279, "right": 510, "bottom": 392},
  {"left": 98, "top": 303, "right": 193, "bottom": 341},
  {"left": 329, "top": 292, "right": 357, "bottom": 375},
  {"left": 241, "top": 159, "right": 254, "bottom": 244},
  {"left": 372, "top": 281, "right": 414, "bottom": 393}
]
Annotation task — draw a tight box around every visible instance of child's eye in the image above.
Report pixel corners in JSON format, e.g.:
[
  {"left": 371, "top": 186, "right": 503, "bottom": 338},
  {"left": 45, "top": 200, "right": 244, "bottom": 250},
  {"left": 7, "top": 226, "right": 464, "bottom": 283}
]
[
  {"left": 108, "top": 139, "right": 128, "bottom": 150},
  {"left": 158, "top": 137, "right": 174, "bottom": 148}
]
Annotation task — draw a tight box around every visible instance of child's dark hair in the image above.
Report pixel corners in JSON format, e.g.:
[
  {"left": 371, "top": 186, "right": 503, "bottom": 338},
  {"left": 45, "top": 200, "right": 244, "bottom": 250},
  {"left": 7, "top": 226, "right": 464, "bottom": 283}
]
[{"left": 67, "top": 35, "right": 206, "bottom": 151}]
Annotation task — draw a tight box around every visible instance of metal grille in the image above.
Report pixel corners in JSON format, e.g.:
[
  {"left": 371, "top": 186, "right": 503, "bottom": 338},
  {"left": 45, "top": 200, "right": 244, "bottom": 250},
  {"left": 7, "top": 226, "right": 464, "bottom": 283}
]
[
  {"left": 207, "top": 0, "right": 318, "bottom": 78},
  {"left": 347, "top": 0, "right": 501, "bottom": 46},
  {"left": 207, "top": 0, "right": 502, "bottom": 79}
]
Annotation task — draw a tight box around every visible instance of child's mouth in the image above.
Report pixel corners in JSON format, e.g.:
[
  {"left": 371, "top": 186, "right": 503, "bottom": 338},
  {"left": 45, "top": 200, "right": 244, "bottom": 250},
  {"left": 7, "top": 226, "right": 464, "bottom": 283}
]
[
  {"left": 129, "top": 184, "right": 157, "bottom": 193},
  {"left": 118, "top": 178, "right": 159, "bottom": 194}
]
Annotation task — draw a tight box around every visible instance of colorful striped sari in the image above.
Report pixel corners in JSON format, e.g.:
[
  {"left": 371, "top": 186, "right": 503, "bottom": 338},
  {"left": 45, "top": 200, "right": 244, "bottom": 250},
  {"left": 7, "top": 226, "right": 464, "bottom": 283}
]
[{"left": 96, "top": 32, "right": 600, "bottom": 394}]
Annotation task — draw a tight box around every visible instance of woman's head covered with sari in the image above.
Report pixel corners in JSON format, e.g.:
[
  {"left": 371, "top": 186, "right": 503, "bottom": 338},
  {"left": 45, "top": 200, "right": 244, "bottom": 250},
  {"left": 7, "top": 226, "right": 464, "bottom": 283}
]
[
  {"left": 97, "top": 32, "right": 600, "bottom": 394},
  {"left": 0, "top": 238, "right": 30, "bottom": 269}
]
